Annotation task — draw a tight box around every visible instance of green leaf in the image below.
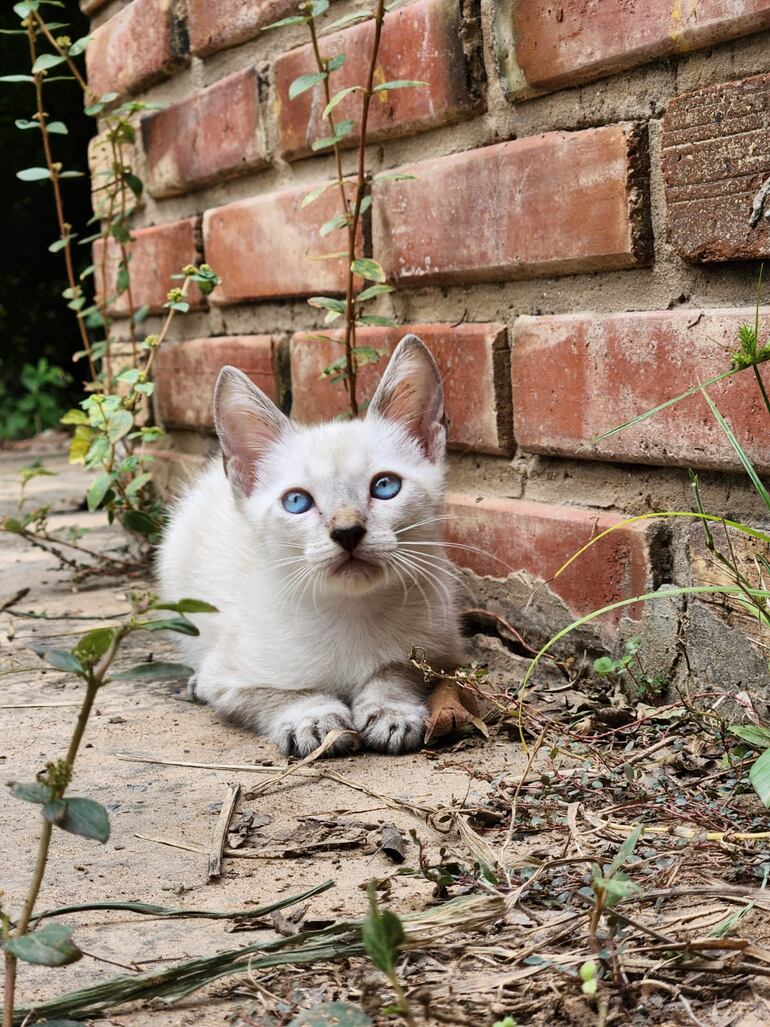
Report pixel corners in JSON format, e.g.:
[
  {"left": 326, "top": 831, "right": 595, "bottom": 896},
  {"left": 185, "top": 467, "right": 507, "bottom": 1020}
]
[
  {"left": 311, "top": 118, "right": 355, "bottom": 151},
  {"left": 60, "top": 408, "right": 88, "bottom": 425},
  {"left": 28, "top": 642, "right": 84, "bottom": 674},
  {"left": 116, "top": 367, "right": 141, "bottom": 384},
  {"left": 323, "top": 86, "right": 360, "bottom": 118},
  {"left": 152, "top": 598, "right": 218, "bottom": 613},
  {"left": 326, "top": 53, "right": 345, "bottom": 72},
  {"left": 3, "top": 924, "right": 82, "bottom": 967},
  {"left": 308, "top": 296, "right": 346, "bottom": 313},
  {"left": 121, "top": 509, "right": 161, "bottom": 538},
  {"left": 67, "top": 34, "right": 90, "bottom": 56},
  {"left": 373, "top": 79, "right": 428, "bottom": 92},
  {"left": 58, "top": 170, "right": 85, "bottom": 178},
  {"left": 73, "top": 627, "right": 114, "bottom": 665},
  {"left": 43, "top": 797, "right": 110, "bottom": 843},
  {"left": 106, "top": 408, "right": 134, "bottom": 443},
  {"left": 166, "top": 300, "right": 190, "bottom": 313},
  {"left": 86, "top": 471, "right": 114, "bottom": 511},
  {"left": 730, "top": 724, "right": 770, "bottom": 749},
  {"left": 358, "top": 195, "right": 372, "bottom": 215},
  {"left": 287, "top": 1003, "right": 373, "bottom": 1027},
  {"left": 124, "top": 172, "right": 143, "bottom": 197},
  {"left": 262, "top": 14, "right": 308, "bottom": 29},
  {"left": 319, "top": 212, "right": 351, "bottom": 237},
  {"left": 32, "top": 53, "right": 67, "bottom": 73},
  {"left": 606, "top": 825, "right": 642, "bottom": 878},
  {"left": 47, "top": 120, "right": 68, "bottom": 134},
  {"left": 301, "top": 180, "right": 338, "bottom": 208},
  {"left": 358, "top": 314, "right": 397, "bottom": 327},
  {"left": 49, "top": 234, "right": 74, "bottom": 252},
  {"left": 111, "top": 661, "right": 194, "bottom": 682},
  {"left": 138, "top": 616, "right": 200, "bottom": 636},
  {"left": 351, "top": 258, "right": 386, "bottom": 282},
  {"left": 362, "top": 888, "right": 404, "bottom": 975},
  {"left": 356, "top": 284, "right": 394, "bottom": 302},
  {"left": 17, "top": 167, "right": 51, "bottom": 181},
  {"left": 325, "top": 10, "right": 372, "bottom": 31},
  {"left": 10, "top": 781, "right": 52, "bottom": 804},
  {"left": 0, "top": 74, "right": 35, "bottom": 83},
  {"left": 593, "top": 655, "right": 615, "bottom": 675},
  {"left": 751, "top": 747, "right": 770, "bottom": 807},
  {"left": 311, "top": 0, "right": 330, "bottom": 14},
  {"left": 289, "top": 71, "right": 327, "bottom": 100}
]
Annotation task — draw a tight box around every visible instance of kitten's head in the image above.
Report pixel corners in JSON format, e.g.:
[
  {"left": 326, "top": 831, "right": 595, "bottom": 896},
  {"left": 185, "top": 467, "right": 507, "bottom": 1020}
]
[{"left": 213, "top": 335, "right": 448, "bottom": 597}]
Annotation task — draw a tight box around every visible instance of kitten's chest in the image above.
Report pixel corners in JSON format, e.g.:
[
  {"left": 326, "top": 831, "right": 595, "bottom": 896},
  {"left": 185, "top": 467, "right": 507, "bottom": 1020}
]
[{"left": 278, "top": 601, "right": 443, "bottom": 693}]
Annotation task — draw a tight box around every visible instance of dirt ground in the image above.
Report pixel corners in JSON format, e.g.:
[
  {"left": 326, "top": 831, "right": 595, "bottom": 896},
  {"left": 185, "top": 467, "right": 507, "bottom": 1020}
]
[{"left": 4, "top": 441, "right": 770, "bottom": 1027}]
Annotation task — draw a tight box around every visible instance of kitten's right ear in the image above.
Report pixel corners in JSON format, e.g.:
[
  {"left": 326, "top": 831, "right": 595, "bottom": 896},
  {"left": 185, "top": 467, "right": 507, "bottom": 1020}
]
[{"left": 213, "top": 366, "right": 289, "bottom": 496}]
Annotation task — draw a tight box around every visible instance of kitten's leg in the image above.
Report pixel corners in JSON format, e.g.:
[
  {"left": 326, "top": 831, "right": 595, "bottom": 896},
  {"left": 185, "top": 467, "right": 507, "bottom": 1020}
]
[
  {"left": 202, "top": 678, "right": 358, "bottom": 757},
  {"left": 351, "top": 671, "right": 427, "bottom": 755}
]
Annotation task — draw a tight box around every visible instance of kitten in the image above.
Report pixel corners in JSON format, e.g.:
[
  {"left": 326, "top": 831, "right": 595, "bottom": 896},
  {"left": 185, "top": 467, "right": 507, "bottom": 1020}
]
[{"left": 157, "top": 334, "right": 463, "bottom": 756}]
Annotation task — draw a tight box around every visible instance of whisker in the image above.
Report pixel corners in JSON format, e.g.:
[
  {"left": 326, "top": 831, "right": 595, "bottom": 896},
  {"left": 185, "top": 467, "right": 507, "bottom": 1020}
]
[
  {"left": 400, "top": 539, "right": 517, "bottom": 575},
  {"left": 391, "top": 552, "right": 436, "bottom": 624},
  {"left": 394, "top": 514, "right": 451, "bottom": 535},
  {"left": 393, "top": 551, "right": 454, "bottom": 612}
]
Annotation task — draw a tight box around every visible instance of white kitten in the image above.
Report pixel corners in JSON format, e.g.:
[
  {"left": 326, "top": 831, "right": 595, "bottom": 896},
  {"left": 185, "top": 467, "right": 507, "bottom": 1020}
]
[{"left": 157, "top": 335, "right": 463, "bottom": 756}]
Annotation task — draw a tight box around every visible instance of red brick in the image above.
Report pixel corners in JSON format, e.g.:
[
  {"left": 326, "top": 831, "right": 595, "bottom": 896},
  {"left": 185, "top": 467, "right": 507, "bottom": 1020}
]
[
  {"left": 373, "top": 124, "right": 651, "bottom": 286},
  {"left": 188, "top": 0, "right": 296, "bottom": 57},
  {"left": 155, "top": 336, "right": 278, "bottom": 428},
  {"left": 94, "top": 217, "right": 204, "bottom": 316},
  {"left": 274, "top": 0, "right": 482, "bottom": 161},
  {"left": 512, "top": 308, "right": 770, "bottom": 472},
  {"left": 662, "top": 74, "right": 770, "bottom": 262},
  {"left": 290, "top": 323, "right": 511, "bottom": 455},
  {"left": 445, "top": 493, "right": 651, "bottom": 622},
  {"left": 142, "top": 68, "right": 268, "bottom": 198},
  {"left": 203, "top": 184, "right": 361, "bottom": 304},
  {"left": 85, "top": 0, "right": 189, "bottom": 99},
  {"left": 498, "top": 0, "right": 770, "bottom": 98}
]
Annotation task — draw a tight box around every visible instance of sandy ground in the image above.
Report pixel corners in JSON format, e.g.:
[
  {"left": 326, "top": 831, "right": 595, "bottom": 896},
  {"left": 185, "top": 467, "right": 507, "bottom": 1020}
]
[{"left": 0, "top": 443, "right": 531, "bottom": 1025}]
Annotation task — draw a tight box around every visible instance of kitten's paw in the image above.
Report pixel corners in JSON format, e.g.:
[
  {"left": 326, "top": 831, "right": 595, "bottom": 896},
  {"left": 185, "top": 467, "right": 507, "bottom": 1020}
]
[
  {"left": 353, "top": 701, "right": 426, "bottom": 755},
  {"left": 271, "top": 699, "right": 358, "bottom": 758}
]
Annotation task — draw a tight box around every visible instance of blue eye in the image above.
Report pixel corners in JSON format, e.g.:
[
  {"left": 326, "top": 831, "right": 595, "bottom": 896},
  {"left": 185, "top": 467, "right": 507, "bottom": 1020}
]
[
  {"left": 370, "top": 473, "right": 402, "bottom": 500},
  {"left": 282, "top": 489, "right": 314, "bottom": 514}
]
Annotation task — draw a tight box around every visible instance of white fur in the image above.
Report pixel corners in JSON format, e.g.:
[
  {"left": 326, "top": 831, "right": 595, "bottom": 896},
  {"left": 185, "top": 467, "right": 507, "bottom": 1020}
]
[{"left": 157, "top": 336, "right": 463, "bottom": 756}]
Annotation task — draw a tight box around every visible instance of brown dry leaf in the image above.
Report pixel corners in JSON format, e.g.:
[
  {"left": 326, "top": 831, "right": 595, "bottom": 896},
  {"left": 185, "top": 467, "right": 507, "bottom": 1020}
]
[{"left": 424, "top": 679, "right": 488, "bottom": 744}]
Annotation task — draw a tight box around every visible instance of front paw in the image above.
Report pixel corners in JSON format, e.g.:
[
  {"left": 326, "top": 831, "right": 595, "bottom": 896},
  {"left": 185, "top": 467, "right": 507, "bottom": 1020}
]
[
  {"left": 353, "top": 700, "right": 426, "bottom": 754},
  {"left": 271, "top": 699, "right": 358, "bottom": 757}
]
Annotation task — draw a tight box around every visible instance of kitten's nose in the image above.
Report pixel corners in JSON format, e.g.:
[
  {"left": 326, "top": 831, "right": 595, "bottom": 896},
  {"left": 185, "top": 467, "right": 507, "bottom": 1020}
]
[{"left": 330, "top": 523, "right": 366, "bottom": 553}]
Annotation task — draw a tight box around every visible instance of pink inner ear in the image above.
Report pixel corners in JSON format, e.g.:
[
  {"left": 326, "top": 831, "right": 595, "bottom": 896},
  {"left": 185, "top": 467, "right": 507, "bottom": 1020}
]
[
  {"left": 214, "top": 369, "right": 287, "bottom": 496},
  {"left": 373, "top": 346, "right": 444, "bottom": 458}
]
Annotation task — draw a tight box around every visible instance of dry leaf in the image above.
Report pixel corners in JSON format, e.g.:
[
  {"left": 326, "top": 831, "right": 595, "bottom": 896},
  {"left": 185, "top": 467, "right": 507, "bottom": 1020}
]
[{"left": 424, "top": 679, "right": 488, "bottom": 744}]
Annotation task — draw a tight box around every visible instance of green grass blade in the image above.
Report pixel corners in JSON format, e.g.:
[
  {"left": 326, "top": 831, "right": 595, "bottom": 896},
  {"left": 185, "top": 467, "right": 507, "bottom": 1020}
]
[
  {"left": 699, "top": 387, "right": 770, "bottom": 513},
  {"left": 588, "top": 367, "right": 739, "bottom": 446}
]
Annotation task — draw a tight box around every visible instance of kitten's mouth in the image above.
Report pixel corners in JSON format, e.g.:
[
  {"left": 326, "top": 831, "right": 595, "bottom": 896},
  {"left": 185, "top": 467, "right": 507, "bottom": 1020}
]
[{"left": 328, "top": 553, "right": 380, "bottom": 578}]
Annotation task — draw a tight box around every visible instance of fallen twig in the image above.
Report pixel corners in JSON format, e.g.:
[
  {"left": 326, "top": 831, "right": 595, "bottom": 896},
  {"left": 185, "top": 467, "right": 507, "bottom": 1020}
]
[{"left": 208, "top": 782, "right": 240, "bottom": 881}]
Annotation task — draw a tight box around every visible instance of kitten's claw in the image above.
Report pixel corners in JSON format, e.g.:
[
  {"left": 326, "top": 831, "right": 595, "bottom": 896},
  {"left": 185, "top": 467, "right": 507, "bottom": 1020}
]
[
  {"left": 271, "top": 700, "right": 358, "bottom": 757},
  {"left": 353, "top": 701, "right": 426, "bottom": 754}
]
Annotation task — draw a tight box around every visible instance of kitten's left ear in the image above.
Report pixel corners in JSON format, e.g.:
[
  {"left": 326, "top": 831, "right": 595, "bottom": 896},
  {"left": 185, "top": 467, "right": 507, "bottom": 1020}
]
[
  {"left": 214, "top": 366, "right": 289, "bottom": 496},
  {"left": 366, "top": 334, "right": 446, "bottom": 462}
]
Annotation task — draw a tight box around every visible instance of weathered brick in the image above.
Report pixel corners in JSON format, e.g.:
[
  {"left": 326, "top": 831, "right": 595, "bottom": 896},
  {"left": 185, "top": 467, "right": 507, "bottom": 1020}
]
[
  {"left": 512, "top": 308, "right": 770, "bottom": 472},
  {"left": 94, "top": 217, "right": 204, "bottom": 316},
  {"left": 187, "top": 0, "right": 296, "bottom": 57},
  {"left": 274, "top": 0, "right": 482, "bottom": 161},
  {"left": 155, "top": 336, "right": 278, "bottom": 428},
  {"left": 290, "top": 323, "right": 511, "bottom": 455},
  {"left": 445, "top": 493, "right": 651, "bottom": 621},
  {"left": 373, "top": 124, "right": 651, "bottom": 285},
  {"left": 85, "top": 0, "right": 189, "bottom": 99},
  {"left": 496, "top": 0, "right": 770, "bottom": 98},
  {"left": 662, "top": 74, "right": 770, "bottom": 262},
  {"left": 203, "top": 184, "right": 361, "bottom": 303},
  {"left": 142, "top": 68, "right": 267, "bottom": 198},
  {"left": 87, "top": 132, "right": 142, "bottom": 221}
]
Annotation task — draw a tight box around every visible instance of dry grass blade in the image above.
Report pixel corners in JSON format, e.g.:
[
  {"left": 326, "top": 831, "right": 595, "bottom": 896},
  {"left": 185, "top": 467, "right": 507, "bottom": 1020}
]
[
  {"left": 208, "top": 782, "right": 240, "bottom": 881},
  {"left": 15, "top": 892, "right": 502, "bottom": 1024},
  {"left": 245, "top": 728, "right": 359, "bottom": 799}
]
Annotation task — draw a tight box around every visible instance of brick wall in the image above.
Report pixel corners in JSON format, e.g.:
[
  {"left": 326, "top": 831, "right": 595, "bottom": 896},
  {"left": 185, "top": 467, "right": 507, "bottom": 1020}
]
[{"left": 85, "top": 0, "right": 770, "bottom": 675}]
